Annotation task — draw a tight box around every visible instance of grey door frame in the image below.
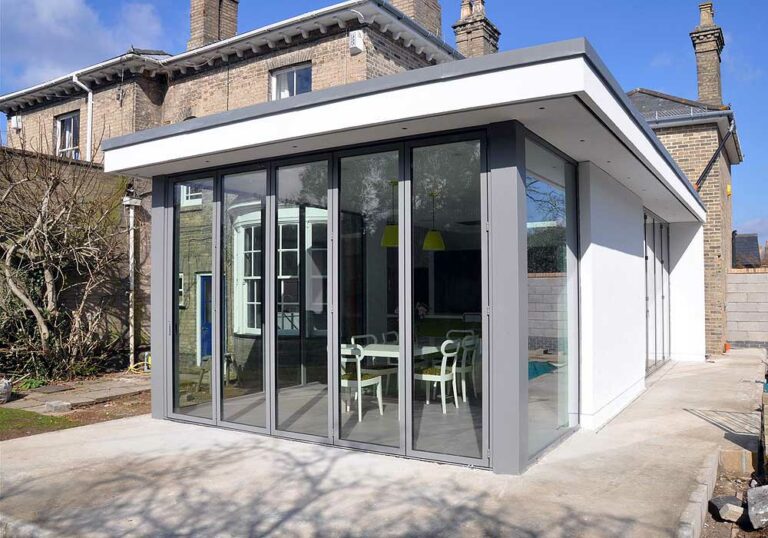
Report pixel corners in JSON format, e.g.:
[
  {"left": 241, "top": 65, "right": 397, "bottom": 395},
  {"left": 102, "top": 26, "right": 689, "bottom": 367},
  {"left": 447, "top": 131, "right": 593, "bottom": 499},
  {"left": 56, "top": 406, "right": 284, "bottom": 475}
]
[{"left": 151, "top": 121, "right": 584, "bottom": 474}]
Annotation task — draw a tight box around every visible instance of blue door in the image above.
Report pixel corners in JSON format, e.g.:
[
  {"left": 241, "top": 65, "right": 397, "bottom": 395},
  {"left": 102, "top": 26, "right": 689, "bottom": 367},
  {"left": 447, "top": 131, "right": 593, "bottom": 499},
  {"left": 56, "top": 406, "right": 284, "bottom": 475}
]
[{"left": 198, "top": 274, "right": 213, "bottom": 362}]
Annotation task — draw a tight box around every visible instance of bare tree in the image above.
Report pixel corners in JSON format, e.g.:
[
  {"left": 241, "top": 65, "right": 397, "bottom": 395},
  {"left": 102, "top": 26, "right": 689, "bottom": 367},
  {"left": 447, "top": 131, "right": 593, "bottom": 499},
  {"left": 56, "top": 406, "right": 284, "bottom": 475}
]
[{"left": 0, "top": 141, "right": 128, "bottom": 380}]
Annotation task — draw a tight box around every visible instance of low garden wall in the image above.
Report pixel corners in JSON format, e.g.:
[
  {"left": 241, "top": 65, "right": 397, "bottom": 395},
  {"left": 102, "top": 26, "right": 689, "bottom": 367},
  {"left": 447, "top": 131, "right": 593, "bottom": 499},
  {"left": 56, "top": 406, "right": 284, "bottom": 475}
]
[{"left": 727, "top": 268, "right": 768, "bottom": 350}]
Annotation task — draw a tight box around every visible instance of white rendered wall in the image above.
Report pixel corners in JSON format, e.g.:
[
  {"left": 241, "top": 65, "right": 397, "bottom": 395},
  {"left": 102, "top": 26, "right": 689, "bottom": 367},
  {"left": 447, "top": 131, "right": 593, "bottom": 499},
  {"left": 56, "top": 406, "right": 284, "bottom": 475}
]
[
  {"left": 578, "top": 162, "right": 647, "bottom": 430},
  {"left": 669, "top": 222, "right": 706, "bottom": 361}
]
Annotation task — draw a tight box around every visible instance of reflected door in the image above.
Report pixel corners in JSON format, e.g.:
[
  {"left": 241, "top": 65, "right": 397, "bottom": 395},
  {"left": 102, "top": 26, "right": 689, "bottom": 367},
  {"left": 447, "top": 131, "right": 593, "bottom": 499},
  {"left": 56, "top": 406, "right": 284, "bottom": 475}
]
[{"left": 172, "top": 178, "right": 214, "bottom": 420}]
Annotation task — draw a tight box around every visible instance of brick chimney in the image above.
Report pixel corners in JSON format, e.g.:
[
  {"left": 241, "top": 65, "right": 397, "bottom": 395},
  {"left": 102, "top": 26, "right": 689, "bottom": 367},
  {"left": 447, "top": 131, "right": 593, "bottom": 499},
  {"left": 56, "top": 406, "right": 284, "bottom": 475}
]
[
  {"left": 390, "top": 0, "right": 443, "bottom": 37},
  {"left": 187, "top": 0, "right": 239, "bottom": 51},
  {"left": 690, "top": 2, "right": 725, "bottom": 105},
  {"left": 452, "top": 0, "right": 500, "bottom": 58}
]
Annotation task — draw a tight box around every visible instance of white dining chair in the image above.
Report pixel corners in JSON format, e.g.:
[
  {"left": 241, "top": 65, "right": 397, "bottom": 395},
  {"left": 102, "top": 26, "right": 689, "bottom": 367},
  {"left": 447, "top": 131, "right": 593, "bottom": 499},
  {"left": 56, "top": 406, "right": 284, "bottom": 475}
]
[
  {"left": 381, "top": 331, "right": 399, "bottom": 344},
  {"left": 340, "top": 344, "right": 383, "bottom": 422},
  {"left": 414, "top": 339, "right": 459, "bottom": 414},
  {"left": 351, "top": 334, "right": 378, "bottom": 346},
  {"left": 454, "top": 335, "right": 477, "bottom": 402}
]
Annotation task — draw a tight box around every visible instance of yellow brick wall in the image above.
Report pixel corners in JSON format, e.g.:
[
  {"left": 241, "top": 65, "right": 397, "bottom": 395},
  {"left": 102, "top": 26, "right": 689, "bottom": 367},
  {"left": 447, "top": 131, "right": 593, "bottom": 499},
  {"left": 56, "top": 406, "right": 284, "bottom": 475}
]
[{"left": 656, "top": 123, "right": 733, "bottom": 354}]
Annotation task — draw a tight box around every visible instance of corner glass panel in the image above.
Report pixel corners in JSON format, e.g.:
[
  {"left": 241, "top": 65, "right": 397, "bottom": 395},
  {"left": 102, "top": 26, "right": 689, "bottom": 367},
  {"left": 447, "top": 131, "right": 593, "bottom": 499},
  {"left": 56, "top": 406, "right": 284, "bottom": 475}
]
[
  {"left": 221, "top": 170, "right": 267, "bottom": 427},
  {"left": 525, "top": 140, "right": 574, "bottom": 457},
  {"left": 411, "top": 140, "right": 483, "bottom": 459},
  {"left": 275, "top": 161, "right": 329, "bottom": 437},
  {"left": 339, "top": 151, "right": 400, "bottom": 447},
  {"left": 173, "top": 178, "right": 214, "bottom": 419}
]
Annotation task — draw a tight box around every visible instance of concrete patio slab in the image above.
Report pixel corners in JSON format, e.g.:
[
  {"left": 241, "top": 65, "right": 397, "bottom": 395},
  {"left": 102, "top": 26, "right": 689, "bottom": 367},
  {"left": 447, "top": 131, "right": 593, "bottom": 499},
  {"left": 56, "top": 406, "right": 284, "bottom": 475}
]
[
  {"left": 0, "top": 351, "right": 764, "bottom": 537},
  {"left": 1, "top": 374, "right": 150, "bottom": 415}
]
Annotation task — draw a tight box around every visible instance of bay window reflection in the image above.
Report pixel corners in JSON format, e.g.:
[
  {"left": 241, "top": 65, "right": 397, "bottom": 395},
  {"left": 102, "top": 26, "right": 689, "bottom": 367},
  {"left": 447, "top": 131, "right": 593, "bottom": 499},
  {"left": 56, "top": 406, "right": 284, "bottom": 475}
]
[
  {"left": 525, "top": 139, "right": 575, "bottom": 457},
  {"left": 222, "top": 170, "right": 267, "bottom": 427}
]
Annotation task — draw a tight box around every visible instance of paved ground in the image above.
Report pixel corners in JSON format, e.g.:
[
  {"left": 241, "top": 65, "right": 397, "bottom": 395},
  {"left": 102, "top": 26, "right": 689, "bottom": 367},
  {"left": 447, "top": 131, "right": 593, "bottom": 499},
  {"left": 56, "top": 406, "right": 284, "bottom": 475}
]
[
  {"left": 1, "top": 374, "right": 150, "bottom": 414},
  {"left": 0, "top": 350, "right": 764, "bottom": 537}
]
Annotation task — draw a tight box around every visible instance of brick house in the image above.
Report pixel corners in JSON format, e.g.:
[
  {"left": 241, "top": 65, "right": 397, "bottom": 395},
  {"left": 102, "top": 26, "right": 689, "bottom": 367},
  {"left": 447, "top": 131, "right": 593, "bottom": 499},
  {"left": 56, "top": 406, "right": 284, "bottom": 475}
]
[
  {"left": 628, "top": 2, "right": 744, "bottom": 356},
  {"left": 0, "top": 0, "right": 499, "bottom": 355}
]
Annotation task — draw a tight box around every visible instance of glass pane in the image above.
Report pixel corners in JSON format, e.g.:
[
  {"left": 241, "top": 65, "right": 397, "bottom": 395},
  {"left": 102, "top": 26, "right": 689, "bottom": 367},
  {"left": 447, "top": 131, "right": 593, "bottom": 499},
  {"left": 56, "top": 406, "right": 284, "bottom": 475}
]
[
  {"left": 296, "top": 66, "right": 312, "bottom": 95},
  {"left": 664, "top": 226, "right": 671, "bottom": 361},
  {"left": 411, "top": 140, "right": 483, "bottom": 459},
  {"left": 72, "top": 116, "right": 80, "bottom": 147},
  {"left": 525, "top": 139, "right": 574, "bottom": 457},
  {"left": 173, "top": 178, "right": 214, "bottom": 419},
  {"left": 222, "top": 170, "right": 267, "bottom": 427},
  {"left": 645, "top": 216, "right": 656, "bottom": 370},
  {"left": 655, "top": 222, "right": 664, "bottom": 363},
  {"left": 275, "top": 71, "right": 292, "bottom": 100},
  {"left": 282, "top": 224, "right": 298, "bottom": 249},
  {"left": 276, "top": 161, "right": 329, "bottom": 436},
  {"left": 281, "top": 251, "right": 299, "bottom": 277},
  {"left": 339, "top": 150, "right": 400, "bottom": 447}
]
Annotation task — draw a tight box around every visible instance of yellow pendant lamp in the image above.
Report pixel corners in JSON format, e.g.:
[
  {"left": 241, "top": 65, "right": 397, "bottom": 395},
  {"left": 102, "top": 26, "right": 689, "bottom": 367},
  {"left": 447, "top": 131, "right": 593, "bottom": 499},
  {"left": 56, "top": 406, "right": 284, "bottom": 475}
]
[
  {"left": 381, "top": 180, "right": 399, "bottom": 248},
  {"left": 423, "top": 191, "right": 445, "bottom": 251}
]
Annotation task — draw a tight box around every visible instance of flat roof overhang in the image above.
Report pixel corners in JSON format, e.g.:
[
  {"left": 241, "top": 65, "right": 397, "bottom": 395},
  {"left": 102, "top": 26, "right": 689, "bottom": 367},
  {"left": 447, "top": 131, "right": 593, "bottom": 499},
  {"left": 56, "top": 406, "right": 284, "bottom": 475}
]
[{"left": 103, "top": 38, "right": 706, "bottom": 223}]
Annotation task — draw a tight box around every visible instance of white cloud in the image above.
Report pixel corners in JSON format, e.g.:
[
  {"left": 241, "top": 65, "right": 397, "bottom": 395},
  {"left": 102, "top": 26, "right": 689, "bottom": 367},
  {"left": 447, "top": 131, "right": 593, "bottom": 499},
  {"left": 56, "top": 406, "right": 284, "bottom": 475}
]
[
  {"left": 0, "top": 0, "right": 167, "bottom": 91},
  {"left": 736, "top": 217, "right": 768, "bottom": 243}
]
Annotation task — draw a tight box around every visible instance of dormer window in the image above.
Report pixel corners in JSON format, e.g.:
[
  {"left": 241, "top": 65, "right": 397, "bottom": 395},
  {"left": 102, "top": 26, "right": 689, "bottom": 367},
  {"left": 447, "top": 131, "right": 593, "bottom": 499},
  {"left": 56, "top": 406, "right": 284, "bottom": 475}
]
[
  {"left": 56, "top": 111, "right": 80, "bottom": 160},
  {"left": 270, "top": 64, "right": 312, "bottom": 101}
]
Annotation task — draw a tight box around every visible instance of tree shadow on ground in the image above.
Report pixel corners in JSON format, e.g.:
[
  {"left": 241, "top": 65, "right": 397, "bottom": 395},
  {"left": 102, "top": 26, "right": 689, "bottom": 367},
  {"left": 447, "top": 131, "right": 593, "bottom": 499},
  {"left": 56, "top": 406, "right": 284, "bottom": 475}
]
[{"left": 2, "top": 424, "right": 672, "bottom": 537}]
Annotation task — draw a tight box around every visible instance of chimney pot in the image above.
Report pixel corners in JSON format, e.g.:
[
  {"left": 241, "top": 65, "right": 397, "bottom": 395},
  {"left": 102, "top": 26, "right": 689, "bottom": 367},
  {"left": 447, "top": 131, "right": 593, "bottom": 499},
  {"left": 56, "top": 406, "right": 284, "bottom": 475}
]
[
  {"left": 453, "top": 0, "right": 500, "bottom": 58},
  {"left": 690, "top": 1, "right": 724, "bottom": 105},
  {"left": 699, "top": 2, "right": 715, "bottom": 27}
]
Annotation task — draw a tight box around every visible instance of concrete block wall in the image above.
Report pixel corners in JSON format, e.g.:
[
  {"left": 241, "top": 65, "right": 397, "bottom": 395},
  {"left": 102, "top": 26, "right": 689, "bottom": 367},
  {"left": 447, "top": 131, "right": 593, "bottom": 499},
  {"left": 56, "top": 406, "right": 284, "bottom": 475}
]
[
  {"left": 727, "top": 269, "right": 768, "bottom": 350},
  {"left": 528, "top": 273, "right": 567, "bottom": 351}
]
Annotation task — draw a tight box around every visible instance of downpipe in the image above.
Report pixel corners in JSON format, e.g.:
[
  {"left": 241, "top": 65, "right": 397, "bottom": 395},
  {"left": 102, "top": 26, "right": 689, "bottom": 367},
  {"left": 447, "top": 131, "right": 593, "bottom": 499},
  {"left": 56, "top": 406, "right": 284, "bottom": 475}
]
[{"left": 71, "top": 75, "right": 93, "bottom": 161}]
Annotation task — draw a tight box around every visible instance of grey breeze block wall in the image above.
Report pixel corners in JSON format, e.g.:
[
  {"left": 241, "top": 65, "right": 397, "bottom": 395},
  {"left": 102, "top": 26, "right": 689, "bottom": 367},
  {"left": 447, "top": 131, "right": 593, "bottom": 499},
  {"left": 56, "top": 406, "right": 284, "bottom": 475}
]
[
  {"left": 727, "top": 269, "right": 768, "bottom": 350},
  {"left": 528, "top": 273, "right": 567, "bottom": 351}
]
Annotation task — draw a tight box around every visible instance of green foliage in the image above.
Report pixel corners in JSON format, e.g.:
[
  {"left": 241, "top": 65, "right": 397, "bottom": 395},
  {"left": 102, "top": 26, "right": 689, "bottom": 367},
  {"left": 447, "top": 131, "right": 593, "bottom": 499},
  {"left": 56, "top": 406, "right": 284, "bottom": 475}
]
[{"left": 16, "top": 377, "right": 45, "bottom": 391}]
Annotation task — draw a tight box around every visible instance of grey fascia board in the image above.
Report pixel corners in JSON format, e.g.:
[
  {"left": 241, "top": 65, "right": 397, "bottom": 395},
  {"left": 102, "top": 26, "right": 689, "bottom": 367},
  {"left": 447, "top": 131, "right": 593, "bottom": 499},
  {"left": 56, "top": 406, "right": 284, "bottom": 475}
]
[
  {"left": 102, "top": 37, "right": 704, "bottom": 212},
  {"left": 577, "top": 40, "right": 705, "bottom": 210}
]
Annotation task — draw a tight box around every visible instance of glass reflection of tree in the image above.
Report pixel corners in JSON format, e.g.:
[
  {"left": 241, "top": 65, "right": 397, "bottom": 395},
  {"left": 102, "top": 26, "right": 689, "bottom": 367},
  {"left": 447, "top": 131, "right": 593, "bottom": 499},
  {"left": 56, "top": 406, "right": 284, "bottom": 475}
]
[
  {"left": 413, "top": 142, "right": 481, "bottom": 230},
  {"left": 526, "top": 175, "right": 566, "bottom": 274}
]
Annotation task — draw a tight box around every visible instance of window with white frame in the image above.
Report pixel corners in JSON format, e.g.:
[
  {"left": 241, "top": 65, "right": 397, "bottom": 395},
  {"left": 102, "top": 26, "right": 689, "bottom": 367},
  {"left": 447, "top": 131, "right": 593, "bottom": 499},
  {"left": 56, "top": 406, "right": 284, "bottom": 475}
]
[
  {"left": 270, "top": 64, "right": 312, "bottom": 101},
  {"left": 56, "top": 111, "right": 80, "bottom": 160},
  {"left": 234, "top": 222, "right": 263, "bottom": 335},
  {"left": 180, "top": 184, "right": 204, "bottom": 207},
  {"left": 277, "top": 220, "right": 300, "bottom": 335}
]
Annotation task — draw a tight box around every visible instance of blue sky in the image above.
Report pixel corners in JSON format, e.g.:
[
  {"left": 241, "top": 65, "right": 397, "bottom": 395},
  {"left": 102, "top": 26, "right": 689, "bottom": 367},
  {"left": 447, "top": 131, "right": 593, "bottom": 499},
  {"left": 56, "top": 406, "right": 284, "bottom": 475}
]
[{"left": 1, "top": 0, "right": 765, "bottom": 242}]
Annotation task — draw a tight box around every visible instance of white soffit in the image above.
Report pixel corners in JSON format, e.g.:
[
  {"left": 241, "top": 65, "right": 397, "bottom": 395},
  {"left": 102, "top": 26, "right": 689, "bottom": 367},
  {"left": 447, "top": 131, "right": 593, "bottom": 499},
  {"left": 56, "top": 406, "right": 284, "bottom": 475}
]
[{"left": 104, "top": 55, "right": 704, "bottom": 223}]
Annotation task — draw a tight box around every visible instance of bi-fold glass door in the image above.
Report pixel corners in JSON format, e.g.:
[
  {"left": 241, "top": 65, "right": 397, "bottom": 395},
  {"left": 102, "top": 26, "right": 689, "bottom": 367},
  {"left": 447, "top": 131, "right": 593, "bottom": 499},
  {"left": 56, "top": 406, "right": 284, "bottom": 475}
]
[
  {"left": 168, "top": 134, "right": 489, "bottom": 466},
  {"left": 644, "top": 212, "right": 671, "bottom": 372}
]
